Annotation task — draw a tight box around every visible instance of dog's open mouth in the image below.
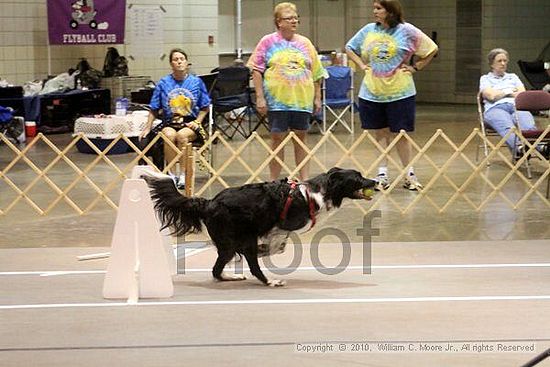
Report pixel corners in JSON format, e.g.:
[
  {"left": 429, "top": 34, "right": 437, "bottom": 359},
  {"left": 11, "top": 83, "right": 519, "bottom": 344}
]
[{"left": 355, "top": 187, "right": 375, "bottom": 201}]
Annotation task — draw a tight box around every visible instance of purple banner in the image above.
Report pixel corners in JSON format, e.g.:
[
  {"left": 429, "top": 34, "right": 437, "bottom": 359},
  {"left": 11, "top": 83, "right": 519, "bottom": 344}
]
[{"left": 47, "top": 0, "right": 126, "bottom": 45}]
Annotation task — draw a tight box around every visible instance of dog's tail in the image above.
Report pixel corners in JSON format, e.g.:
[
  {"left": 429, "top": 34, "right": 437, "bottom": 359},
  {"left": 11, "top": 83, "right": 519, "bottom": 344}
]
[{"left": 141, "top": 173, "right": 208, "bottom": 236}]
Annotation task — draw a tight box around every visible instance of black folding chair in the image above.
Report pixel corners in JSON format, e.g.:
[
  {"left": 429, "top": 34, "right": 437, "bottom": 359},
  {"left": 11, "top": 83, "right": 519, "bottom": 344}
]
[
  {"left": 210, "top": 66, "right": 257, "bottom": 139},
  {"left": 199, "top": 72, "right": 218, "bottom": 95},
  {"left": 517, "top": 60, "right": 550, "bottom": 90},
  {"left": 199, "top": 72, "right": 218, "bottom": 138},
  {"left": 517, "top": 41, "right": 550, "bottom": 90}
]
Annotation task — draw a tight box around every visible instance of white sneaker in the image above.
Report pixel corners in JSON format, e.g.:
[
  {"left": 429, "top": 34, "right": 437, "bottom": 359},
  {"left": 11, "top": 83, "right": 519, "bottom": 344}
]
[
  {"left": 513, "top": 145, "right": 525, "bottom": 161},
  {"left": 403, "top": 173, "right": 423, "bottom": 191},
  {"left": 374, "top": 173, "right": 390, "bottom": 191}
]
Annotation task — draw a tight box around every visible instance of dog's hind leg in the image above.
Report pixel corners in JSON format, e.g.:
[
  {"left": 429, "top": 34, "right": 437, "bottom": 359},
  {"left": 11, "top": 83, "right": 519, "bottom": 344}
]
[
  {"left": 212, "top": 249, "right": 246, "bottom": 282},
  {"left": 242, "top": 241, "right": 285, "bottom": 287}
]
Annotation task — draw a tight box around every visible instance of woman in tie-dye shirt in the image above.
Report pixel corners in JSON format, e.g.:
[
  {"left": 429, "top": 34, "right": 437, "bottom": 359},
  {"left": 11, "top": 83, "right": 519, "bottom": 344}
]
[
  {"left": 248, "top": 2, "right": 327, "bottom": 180},
  {"left": 346, "top": 0, "right": 437, "bottom": 191}
]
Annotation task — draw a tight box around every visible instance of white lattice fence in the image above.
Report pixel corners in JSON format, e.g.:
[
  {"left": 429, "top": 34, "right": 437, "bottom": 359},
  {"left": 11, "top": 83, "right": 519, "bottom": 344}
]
[
  {"left": 1, "top": 126, "right": 549, "bottom": 218},
  {"left": 193, "top": 127, "right": 549, "bottom": 214}
]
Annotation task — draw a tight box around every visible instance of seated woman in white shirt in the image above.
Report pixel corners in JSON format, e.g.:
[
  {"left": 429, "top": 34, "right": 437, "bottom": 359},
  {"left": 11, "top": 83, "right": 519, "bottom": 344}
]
[{"left": 479, "top": 48, "right": 539, "bottom": 157}]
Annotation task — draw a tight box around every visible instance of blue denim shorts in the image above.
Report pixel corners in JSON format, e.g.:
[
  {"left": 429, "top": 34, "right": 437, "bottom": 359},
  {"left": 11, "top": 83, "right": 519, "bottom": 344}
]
[
  {"left": 357, "top": 96, "right": 416, "bottom": 132},
  {"left": 267, "top": 111, "right": 311, "bottom": 133}
]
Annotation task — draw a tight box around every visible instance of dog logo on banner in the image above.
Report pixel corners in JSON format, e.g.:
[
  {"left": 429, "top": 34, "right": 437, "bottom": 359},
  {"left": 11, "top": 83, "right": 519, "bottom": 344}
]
[
  {"left": 47, "top": 0, "right": 126, "bottom": 45},
  {"left": 70, "top": 0, "right": 99, "bottom": 29}
]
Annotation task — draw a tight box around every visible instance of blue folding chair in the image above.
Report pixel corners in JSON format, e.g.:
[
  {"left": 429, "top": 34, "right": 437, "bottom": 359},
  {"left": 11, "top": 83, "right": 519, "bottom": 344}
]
[{"left": 322, "top": 65, "right": 354, "bottom": 134}]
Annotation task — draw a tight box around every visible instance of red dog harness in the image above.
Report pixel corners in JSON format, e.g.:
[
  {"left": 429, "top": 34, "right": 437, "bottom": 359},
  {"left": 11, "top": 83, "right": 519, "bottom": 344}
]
[{"left": 279, "top": 180, "right": 317, "bottom": 230}]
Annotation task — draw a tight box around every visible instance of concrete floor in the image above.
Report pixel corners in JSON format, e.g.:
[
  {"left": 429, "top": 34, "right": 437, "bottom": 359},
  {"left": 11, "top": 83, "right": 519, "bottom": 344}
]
[{"left": 1, "top": 104, "right": 549, "bottom": 366}]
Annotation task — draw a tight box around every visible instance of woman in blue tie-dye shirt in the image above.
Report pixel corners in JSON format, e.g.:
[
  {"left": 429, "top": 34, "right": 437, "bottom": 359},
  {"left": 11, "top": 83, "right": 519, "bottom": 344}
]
[
  {"left": 139, "top": 49, "right": 211, "bottom": 186},
  {"left": 346, "top": 0, "right": 437, "bottom": 191}
]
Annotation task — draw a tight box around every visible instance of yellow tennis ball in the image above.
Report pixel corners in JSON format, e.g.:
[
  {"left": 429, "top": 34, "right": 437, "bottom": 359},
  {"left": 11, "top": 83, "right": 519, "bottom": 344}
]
[{"left": 363, "top": 188, "right": 374, "bottom": 199}]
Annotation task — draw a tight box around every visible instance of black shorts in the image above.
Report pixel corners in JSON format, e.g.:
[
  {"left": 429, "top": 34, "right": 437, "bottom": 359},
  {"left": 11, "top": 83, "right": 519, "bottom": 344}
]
[
  {"left": 267, "top": 111, "right": 311, "bottom": 133},
  {"left": 357, "top": 96, "right": 416, "bottom": 132},
  {"left": 165, "top": 115, "right": 196, "bottom": 130}
]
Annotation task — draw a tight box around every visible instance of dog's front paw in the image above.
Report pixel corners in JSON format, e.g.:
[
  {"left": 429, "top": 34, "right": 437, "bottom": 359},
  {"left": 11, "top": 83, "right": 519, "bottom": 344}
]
[{"left": 267, "top": 279, "right": 286, "bottom": 287}]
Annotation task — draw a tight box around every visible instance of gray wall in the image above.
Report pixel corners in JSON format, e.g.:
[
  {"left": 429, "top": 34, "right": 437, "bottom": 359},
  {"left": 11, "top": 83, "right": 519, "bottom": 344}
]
[
  {"left": 347, "top": 0, "right": 549, "bottom": 103},
  {"left": 0, "top": 0, "right": 219, "bottom": 84},
  {"left": 0, "top": 0, "right": 548, "bottom": 104},
  {"left": 219, "top": 0, "right": 350, "bottom": 54},
  {"left": 404, "top": 0, "right": 549, "bottom": 103}
]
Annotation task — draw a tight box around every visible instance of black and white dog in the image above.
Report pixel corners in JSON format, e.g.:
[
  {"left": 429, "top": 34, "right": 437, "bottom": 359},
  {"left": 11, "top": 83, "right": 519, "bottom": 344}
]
[{"left": 142, "top": 168, "right": 375, "bottom": 286}]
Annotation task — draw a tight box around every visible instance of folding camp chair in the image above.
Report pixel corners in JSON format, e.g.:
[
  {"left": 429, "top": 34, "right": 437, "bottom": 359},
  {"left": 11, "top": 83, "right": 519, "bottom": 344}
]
[
  {"left": 322, "top": 65, "right": 354, "bottom": 134},
  {"left": 210, "top": 66, "right": 256, "bottom": 139},
  {"left": 199, "top": 72, "right": 218, "bottom": 94},
  {"left": 517, "top": 60, "right": 550, "bottom": 90},
  {"left": 199, "top": 72, "right": 218, "bottom": 137},
  {"left": 517, "top": 41, "right": 550, "bottom": 90}
]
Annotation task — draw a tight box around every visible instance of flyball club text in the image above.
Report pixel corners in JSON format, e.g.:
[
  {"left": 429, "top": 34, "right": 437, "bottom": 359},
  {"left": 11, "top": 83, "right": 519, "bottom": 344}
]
[{"left": 62, "top": 34, "right": 118, "bottom": 44}]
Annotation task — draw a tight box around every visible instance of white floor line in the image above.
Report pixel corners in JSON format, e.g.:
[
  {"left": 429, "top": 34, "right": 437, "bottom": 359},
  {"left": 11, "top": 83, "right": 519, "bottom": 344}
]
[
  {"left": 1, "top": 295, "right": 550, "bottom": 310},
  {"left": 39, "top": 270, "right": 105, "bottom": 277},
  {"left": 1, "top": 263, "right": 550, "bottom": 277},
  {"left": 190, "top": 263, "right": 550, "bottom": 273},
  {"left": 75, "top": 243, "right": 209, "bottom": 262},
  {"left": 0, "top": 245, "right": 212, "bottom": 277}
]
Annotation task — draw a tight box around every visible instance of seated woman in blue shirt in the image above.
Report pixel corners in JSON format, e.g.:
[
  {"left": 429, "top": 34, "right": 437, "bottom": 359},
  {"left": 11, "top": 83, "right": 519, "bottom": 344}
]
[
  {"left": 140, "top": 48, "right": 211, "bottom": 179},
  {"left": 479, "top": 48, "right": 538, "bottom": 156}
]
